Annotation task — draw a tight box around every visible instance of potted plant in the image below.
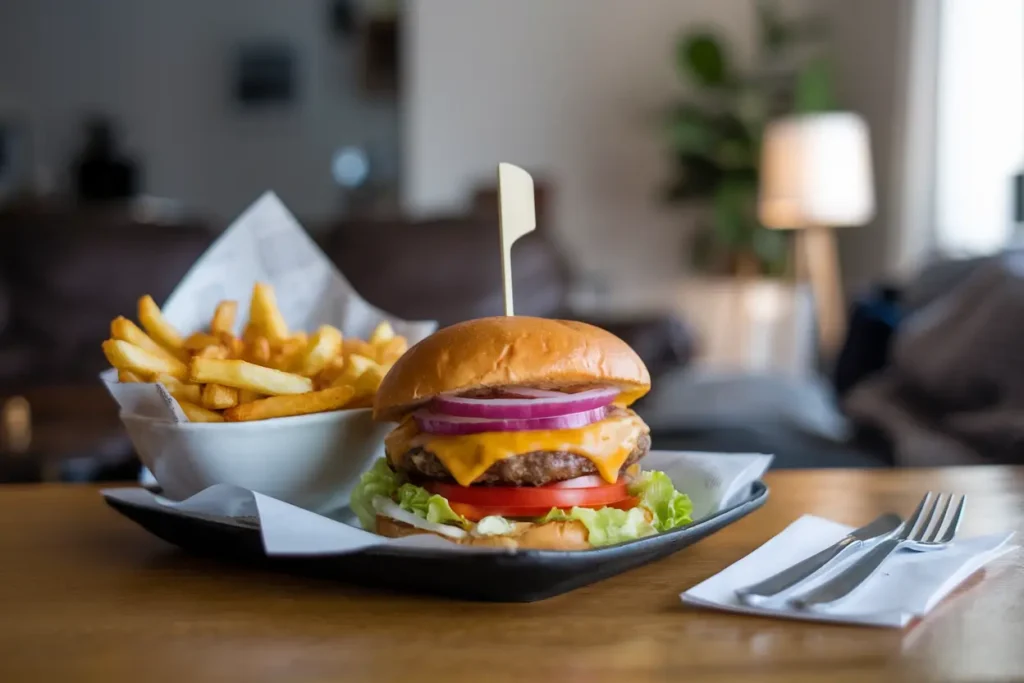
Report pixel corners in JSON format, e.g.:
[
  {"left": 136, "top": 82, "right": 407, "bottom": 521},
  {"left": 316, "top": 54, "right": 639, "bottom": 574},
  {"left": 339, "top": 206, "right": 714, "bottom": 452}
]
[{"left": 664, "top": 1, "right": 834, "bottom": 278}]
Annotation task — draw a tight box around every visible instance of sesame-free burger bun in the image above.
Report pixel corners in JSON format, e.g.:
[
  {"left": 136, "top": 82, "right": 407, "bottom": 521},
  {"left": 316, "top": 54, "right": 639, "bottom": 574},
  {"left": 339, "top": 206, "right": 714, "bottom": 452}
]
[
  {"left": 373, "top": 316, "right": 651, "bottom": 422},
  {"left": 375, "top": 515, "right": 593, "bottom": 551}
]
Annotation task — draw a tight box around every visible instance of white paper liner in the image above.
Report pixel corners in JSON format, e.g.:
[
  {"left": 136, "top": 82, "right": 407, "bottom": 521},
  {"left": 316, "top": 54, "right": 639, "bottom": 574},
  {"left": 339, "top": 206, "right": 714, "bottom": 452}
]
[{"left": 102, "top": 451, "right": 773, "bottom": 555}]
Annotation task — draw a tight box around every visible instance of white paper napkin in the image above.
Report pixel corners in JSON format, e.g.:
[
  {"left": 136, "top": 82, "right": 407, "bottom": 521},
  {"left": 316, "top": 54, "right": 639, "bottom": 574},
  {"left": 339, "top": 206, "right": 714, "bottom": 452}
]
[
  {"left": 102, "top": 451, "right": 772, "bottom": 556},
  {"left": 681, "top": 515, "right": 1017, "bottom": 628}
]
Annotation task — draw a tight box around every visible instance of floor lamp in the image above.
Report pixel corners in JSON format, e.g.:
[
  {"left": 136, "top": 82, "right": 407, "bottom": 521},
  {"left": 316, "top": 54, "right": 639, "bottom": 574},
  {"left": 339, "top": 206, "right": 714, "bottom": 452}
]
[{"left": 758, "top": 113, "right": 875, "bottom": 357}]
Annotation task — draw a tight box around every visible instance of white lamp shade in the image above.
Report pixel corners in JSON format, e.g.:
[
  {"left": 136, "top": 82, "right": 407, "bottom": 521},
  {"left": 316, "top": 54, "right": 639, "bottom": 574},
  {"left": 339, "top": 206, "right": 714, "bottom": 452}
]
[{"left": 758, "top": 112, "right": 875, "bottom": 229}]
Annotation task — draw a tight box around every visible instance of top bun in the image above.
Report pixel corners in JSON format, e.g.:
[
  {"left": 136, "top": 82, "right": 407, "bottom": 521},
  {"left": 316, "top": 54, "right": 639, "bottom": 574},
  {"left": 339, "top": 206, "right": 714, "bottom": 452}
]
[{"left": 373, "top": 316, "right": 650, "bottom": 422}]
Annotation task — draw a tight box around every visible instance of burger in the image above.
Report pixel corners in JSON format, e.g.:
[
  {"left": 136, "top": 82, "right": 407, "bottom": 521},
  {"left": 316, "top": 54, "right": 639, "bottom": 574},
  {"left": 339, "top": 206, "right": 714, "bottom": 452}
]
[{"left": 350, "top": 316, "right": 692, "bottom": 550}]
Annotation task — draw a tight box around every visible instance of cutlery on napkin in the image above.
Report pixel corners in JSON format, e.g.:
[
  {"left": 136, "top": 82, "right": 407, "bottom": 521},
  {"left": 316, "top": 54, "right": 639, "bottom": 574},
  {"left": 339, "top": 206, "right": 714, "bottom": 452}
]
[
  {"left": 792, "top": 492, "right": 964, "bottom": 608},
  {"left": 736, "top": 513, "right": 902, "bottom": 603},
  {"left": 681, "top": 515, "right": 1017, "bottom": 628}
]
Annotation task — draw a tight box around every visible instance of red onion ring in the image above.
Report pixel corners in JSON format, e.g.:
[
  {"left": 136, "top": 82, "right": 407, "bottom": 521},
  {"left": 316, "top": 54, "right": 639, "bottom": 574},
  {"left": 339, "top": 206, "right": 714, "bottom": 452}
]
[
  {"left": 414, "top": 406, "right": 609, "bottom": 435},
  {"left": 432, "top": 386, "right": 619, "bottom": 419}
]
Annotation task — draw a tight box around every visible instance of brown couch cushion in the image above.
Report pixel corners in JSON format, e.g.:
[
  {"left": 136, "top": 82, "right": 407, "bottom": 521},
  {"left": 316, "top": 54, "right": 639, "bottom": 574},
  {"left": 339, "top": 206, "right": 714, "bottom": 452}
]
[
  {"left": 0, "top": 264, "right": 9, "bottom": 339},
  {"left": 320, "top": 218, "right": 569, "bottom": 326},
  {"left": 5, "top": 213, "right": 213, "bottom": 381},
  {"left": 1, "top": 209, "right": 690, "bottom": 390}
]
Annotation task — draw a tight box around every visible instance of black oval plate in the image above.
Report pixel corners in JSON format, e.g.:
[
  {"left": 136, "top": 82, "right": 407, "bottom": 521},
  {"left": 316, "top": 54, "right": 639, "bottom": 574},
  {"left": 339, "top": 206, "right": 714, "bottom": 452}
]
[{"left": 105, "top": 481, "right": 768, "bottom": 602}]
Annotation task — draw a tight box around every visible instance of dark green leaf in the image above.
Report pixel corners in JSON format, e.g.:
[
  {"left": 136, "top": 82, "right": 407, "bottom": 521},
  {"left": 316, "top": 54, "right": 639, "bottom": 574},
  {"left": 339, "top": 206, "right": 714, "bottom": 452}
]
[
  {"left": 716, "top": 140, "right": 754, "bottom": 169},
  {"left": 678, "top": 33, "right": 729, "bottom": 87},
  {"left": 665, "top": 154, "right": 722, "bottom": 201},
  {"left": 735, "top": 86, "right": 769, "bottom": 134},
  {"left": 712, "top": 180, "right": 757, "bottom": 246},
  {"left": 663, "top": 180, "right": 699, "bottom": 203},
  {"left": 794, "top": 58, "right": 835, "bottom": 112},
  {"left": 722, "top": 166, "right": 759, "bottom": 187},
  {"left": 667, "top": 108, "right": 718, "bottom": 155},
  {"left": 713, "top": 113, "right": 751, "bottom": 141},
  {"left": 751, "top": 227, "right": 791, "bottom": 275},
  {"left": 689, "top": 226, "right": 720, "bottom": 272}
]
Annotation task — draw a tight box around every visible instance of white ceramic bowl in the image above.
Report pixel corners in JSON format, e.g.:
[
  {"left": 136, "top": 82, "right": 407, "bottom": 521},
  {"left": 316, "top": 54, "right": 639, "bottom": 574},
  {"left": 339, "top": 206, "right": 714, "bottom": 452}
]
[{"left": 121, "top": 409, "right": 391, "bottom": 513}]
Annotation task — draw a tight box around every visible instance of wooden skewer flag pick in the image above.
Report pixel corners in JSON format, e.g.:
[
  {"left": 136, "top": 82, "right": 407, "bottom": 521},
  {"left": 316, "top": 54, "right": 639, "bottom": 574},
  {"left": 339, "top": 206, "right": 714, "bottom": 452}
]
[{"left": 497, "top": 163, "right": 536, "bottom": 316}]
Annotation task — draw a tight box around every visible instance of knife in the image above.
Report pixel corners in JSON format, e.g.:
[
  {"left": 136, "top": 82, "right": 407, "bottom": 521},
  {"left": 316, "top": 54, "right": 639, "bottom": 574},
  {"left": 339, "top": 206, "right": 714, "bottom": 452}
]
[{"left": 735, "top": 513, "right": 902, "bottom": 604}]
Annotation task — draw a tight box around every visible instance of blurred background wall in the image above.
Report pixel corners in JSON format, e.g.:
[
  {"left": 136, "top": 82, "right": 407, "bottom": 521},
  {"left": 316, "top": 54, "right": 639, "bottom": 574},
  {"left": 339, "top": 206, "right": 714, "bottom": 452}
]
[
  {"left": 404, "top": 0, "right": 820, "bottom": 284},
  {"left": 402, "top": 0, "right": 919, "bottom": 289},
  {"left": 0, "top": 0, "right": 400, "bottom": 221},
  {"left": 0, "top": 0, "right": 1019, "bottom": 291},
  {"left": 825, "top": 0, "right": 904, "bottom": 287}
]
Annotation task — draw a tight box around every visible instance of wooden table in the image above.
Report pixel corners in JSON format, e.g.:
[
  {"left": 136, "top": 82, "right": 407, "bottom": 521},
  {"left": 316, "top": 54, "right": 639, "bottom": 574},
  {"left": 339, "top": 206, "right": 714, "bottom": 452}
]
[{"left": 1, "top": 468, "right": 1022, "bottom": 682}]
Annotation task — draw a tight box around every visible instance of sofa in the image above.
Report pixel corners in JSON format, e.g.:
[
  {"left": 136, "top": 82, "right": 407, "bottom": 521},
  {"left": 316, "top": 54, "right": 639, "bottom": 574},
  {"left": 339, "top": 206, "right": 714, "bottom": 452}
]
[{"left": 0, "top": 202, "right": 692, "bottom": 481}]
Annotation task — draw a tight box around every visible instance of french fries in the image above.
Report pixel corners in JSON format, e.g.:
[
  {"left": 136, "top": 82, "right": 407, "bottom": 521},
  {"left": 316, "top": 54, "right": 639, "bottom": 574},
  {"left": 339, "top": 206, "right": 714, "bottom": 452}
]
[
  {"left": 201, "top": 383, "right": 239, "bottom": 410},
  {"left": 184, "top": 332, "right": 222, "bottom": 351},
  {"left": 375, "top": 336, "right": 408, "bottom": 365},
  {"left": 333, "top": 353, "right": 378, "bottom": 385},
  {"left": 194, "top": 344, "right": 230, "bottom": 360},
  {"left": 351, "top": 365, "right": 387, "bottom": 404},
  {"left": 103, "top": 287, "right": 408, "bottom": 421},
  {"left": 342, "top": 338, "right": 376, "bottom": 359},
  {"left": 238, "top": 389, "right": 264, "bottom": 403},
  {"left": 315, "top": 355, "right": 347, "bottom": 389},
  {"left": 190, "top": 357, "right": 313, "bottom": 395},
  {"left": 219, "top": 332, "right": 246, "bottom": 359},
  {"left": 224, "top": 386, "right": 356, "bottom": 422},
  {"left": 210, "top": 301, "right": 237, "bottom": 336},
  {"left": 247, "top": 336, "right": 272, "bottom": 365},
  {"left": 177, "top": 401, "right": 225, "bottom": 423},
  {"left": 103, "top": 339, "right": 189, "bottom": 380},
  {"left": 111, "top": 317, "right": 182, "bottom": 366},
  {"left": 249, "top": 283, "right": 289, "bottom": 344},
  {"left": 154, "top": 373, "right": 202, "bottom": 404},
  {"left": 138, "top": 295, "right": 187, "bottom": 360},
  {"left": 298, "top": 325, "right": 343, "bottom": 377},
  {"left": 368, "top": 320, "right": 395, "bottom": 346},
  {"left": 242, "top": 322, "right": 261, "bottom": 345}
]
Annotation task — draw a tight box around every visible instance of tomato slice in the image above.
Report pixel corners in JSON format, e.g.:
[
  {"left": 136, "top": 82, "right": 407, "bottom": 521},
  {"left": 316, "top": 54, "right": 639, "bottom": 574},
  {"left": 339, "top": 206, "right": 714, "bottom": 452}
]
[
  {"left": 424, "top": 479, "right": 630, "bottom": 509},
  {"left": 448, "top": 502, "right": 553, "bottom": 521},
  {"left": 545, "top": 475, "right": 613, "bottom": 489}
]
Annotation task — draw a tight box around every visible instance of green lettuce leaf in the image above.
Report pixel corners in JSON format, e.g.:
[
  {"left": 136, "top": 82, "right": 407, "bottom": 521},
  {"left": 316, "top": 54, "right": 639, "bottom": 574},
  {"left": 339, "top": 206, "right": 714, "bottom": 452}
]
[
  {"left": 394, "top": 483, "right": 467, "bottom": 527},
  {"left": 537, "top": 508, "right": 571, "bottom": 524},
  {"left": 350, "top": 458, "right": 468, "bottom": 530},
  {"left": 350, "top": 459, "right": 693, "bottom": 544},
  {"left": 538, "top": 506, "right": 657, "bottom": 547},
  {"left": 350, "top": 458, "right": 402, "bottom": 530},
  {"left": 528, "top": 470, "right": 694, "bottom": 547},
  {"left": 629, "top": 470, "right": 694, "bottom": 532}
]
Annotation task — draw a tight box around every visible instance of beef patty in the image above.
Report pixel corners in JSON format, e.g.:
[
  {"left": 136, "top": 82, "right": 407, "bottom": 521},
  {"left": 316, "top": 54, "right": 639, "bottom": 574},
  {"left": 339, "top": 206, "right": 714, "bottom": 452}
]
[{"left": 394, "top": 433, "right": 650, "bottom": 486}]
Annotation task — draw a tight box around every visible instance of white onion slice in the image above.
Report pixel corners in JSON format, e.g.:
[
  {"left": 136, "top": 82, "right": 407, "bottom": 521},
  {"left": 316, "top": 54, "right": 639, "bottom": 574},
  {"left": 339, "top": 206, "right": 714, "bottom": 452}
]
[
  {"left": 371, "top": 496, "right": 467, "bottom": 539},
  {"left": 414, "top": 406, "right": 608, "bottom": 435},
  {"left": 432, "top": 386, "right": 619, "bottom": 419}
]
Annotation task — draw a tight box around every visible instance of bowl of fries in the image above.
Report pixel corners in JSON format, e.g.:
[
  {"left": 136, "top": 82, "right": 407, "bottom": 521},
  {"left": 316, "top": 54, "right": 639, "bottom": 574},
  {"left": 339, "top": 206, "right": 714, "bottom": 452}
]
[{"left": 103, "top": 284, "right": 413, "bottom": 512}]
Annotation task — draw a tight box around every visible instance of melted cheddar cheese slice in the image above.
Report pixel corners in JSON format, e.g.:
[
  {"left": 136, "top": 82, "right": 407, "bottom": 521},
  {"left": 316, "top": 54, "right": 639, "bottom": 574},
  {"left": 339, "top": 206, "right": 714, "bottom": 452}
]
[{"left": 384, "top": 410, "right": 649, "bottom": 487}]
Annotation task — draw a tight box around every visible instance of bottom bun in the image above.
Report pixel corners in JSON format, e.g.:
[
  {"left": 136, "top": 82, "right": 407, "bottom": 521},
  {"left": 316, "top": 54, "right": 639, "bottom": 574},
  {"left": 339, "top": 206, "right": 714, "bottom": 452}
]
[{"left": 375, "top": 515, "right": 592, "bottom": 551}]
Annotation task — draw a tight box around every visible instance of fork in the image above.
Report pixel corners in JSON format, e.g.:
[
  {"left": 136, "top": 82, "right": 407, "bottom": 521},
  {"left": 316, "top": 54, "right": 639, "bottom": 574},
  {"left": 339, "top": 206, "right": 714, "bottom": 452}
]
[{"left": 791, "top": 491, "right": 966, "bottom": 608}]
